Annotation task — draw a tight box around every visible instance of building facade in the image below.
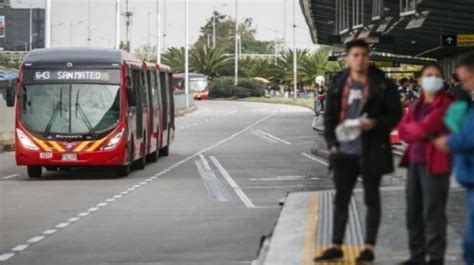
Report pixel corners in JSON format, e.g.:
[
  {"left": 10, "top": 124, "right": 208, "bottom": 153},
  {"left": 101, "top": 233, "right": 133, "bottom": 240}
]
[{"left": 0, "top": 6, "right": 45, "bottom": 51}]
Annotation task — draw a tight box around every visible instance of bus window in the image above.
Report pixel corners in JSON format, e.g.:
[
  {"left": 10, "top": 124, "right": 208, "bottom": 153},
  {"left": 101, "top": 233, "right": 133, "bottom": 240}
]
[
  {"left": 168, "top": 73, "right": 175, "bottom": 129},
  {"left": 126, "top": 69, "right": 136, "bottom": 107},
  {"left": 133, "top": 69, "right": 143, "bottom": 139},
  {"left": 148, "top": 71, "right": 158, "bottom": 106},
  {"left": 140, "top": 70, "right": 148, "bottom": 109},
  {"left": 154, "top": 71, "right": 162, "bottom": 107},
  {"left": 160, "top": 72, "right": 168, "bottom": 130}
]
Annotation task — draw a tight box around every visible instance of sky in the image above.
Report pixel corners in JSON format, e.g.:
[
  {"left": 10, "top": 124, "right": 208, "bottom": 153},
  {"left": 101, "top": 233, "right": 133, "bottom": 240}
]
[{"left": 11, "top": 0, "right": 317, "bottom": 52}]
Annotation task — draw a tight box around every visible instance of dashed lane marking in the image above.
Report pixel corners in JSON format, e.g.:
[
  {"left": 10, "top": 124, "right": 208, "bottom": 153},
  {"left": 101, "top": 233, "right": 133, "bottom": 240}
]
[
  {"left": 2, "top": 174, "right": 19, "bottom": 180},
  {"left": 251, "top": 130, "right": 278, "bottom": 144},
  {"left": 0, "top": 109, "right": 277, "bottom": 263},
  {"left": 210, "top": 156, "right": 255, "bottom": 208},
  {"left": 11, "top": 245, "right": 28, "bottom": 252},
  {"left": 301, "top": 152, "right": 329, "bottom": 166}
]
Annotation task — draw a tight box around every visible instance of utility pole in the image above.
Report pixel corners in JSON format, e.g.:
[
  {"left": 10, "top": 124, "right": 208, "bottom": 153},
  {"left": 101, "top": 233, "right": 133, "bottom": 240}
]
[
  {"left": 185, "top": 0, "right": 189, "bottom": 108},
  {"left": 292, "top": 0, "right": 297, "bottom": 99},
  {"left": 156, "top": 0, "right": 161, "bottom": 64},
  {"left": 212, "top": 13, "right": 216, "bottom": 49},
  {"left": 234, "top": 0, "right": 239, "bottom": 86},
  {"left": 147, "top": 12, "right": 150, "bottom": 45},
  {"left": 283, "top": 0, "right": 286, "bottom": 49},
  {"left": 45, "top": 0, "right": 51, "bottom": 48},
  {"left": 162, "top": 0, "right": 167, "bottom": 52},
  {"left": 115, "top": 0, "right": 120, "bottom": 49},
  {"left": 125, "top": 0, "right": 132, "bottom": 52}
]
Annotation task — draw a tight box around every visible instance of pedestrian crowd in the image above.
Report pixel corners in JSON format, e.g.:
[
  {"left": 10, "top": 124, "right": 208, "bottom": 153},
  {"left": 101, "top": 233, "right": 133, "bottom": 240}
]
[{"left": 314, "top": 39, "right": 474, "bottom": 265}]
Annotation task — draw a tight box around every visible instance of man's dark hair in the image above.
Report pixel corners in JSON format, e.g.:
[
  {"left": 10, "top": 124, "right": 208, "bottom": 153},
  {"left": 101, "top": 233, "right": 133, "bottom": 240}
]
[
  {"left": 345, "top": 39, "right": 370, "bottom": 53},
  {"left": 458, "top": 52, "right": 474, "bottom": 71}
]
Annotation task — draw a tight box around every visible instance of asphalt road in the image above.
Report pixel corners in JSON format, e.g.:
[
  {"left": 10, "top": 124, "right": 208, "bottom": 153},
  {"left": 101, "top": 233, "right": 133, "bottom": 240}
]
[{"left": 0, "top": 100, "right": 330, "bottom": 265}]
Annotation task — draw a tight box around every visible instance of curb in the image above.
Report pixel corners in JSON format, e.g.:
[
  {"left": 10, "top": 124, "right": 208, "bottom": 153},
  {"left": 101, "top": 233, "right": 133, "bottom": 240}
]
[{"left": 175, "top": 105, "right": 198, "bottom": 117}]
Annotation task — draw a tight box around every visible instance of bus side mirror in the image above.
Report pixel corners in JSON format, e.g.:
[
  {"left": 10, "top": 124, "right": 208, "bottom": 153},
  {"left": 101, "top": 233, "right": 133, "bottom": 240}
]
[{"left": 6, "top": 78, "right": 16, "bottom": 107}]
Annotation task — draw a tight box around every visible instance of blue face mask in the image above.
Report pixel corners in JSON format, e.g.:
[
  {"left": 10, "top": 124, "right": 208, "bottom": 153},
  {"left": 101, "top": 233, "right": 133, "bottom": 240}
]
[{"left": 422, "top": 76, "right": 444, "bottom": 94}]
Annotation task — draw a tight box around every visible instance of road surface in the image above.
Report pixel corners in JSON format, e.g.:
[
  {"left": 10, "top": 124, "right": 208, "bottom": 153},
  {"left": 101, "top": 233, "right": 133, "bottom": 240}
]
[{"left": 0, "top": 100, "right": 328, "bottom": 265}]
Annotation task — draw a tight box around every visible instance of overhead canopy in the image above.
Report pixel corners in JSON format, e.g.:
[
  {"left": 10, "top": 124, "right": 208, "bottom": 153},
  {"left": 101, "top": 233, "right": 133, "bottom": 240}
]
[{"left": 300, "top": 0, "right": 474, "bottom": 59}]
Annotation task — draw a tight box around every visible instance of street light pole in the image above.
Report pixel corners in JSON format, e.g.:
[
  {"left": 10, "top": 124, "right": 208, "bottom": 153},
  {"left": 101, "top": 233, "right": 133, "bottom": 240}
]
[
  {"left": 212, "top": 13, "right": 216, "bottom": 49},
  {"left": 185, "top": 0, "right": 189, "bottom": 108},
  {"left": 292, "top": 0, "right": 297, "bottom": 99},
  {"left": 45, "top": 0, "right": 51, "bottom": 48},
  {"left": 87, "top": 0, "right": 91, "bottom": 46},
  {"left": 156, "top": 0, "right": 161, "bottom": 64},
  {"left": 115, "top": 0, "right": 120, "bottom": 49},
  {"left": 234, "top": 0, "right": 239, "bottom": 86}
]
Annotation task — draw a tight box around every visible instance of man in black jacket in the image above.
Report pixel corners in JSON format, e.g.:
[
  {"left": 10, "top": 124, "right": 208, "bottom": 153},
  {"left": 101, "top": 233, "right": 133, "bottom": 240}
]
[{"left": 314, "top": 40, "right": 402, "bottom": 263}]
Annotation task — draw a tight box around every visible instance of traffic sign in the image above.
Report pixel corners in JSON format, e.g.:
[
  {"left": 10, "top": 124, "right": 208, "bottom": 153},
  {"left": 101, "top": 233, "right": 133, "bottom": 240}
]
[
  {"left": 442, "top": 35, "right": 457, "bottom": 46},
  {"left": 457, "top": 34, "right": 474, "bottom": 47}
]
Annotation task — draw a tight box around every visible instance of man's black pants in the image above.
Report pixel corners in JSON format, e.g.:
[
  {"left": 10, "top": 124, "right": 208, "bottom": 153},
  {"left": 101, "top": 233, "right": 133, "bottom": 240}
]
[{"left": 331, "top": 153, "right": 382, "bottom": 245}]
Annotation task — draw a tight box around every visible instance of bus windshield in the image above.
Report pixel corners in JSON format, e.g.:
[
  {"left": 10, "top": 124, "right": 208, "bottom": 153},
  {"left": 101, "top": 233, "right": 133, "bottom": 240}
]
[
  {"left": 189, "top": 79, "right": 208, "bottom": 92},
  {"left": 20, "top": 84, "right": 121, "bottom": 136}
]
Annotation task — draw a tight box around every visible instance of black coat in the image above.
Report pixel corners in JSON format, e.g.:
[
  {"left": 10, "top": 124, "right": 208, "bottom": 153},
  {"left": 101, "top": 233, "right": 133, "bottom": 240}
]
[{"left": 324, "top": 66, "right": 403, "bottom": 175}]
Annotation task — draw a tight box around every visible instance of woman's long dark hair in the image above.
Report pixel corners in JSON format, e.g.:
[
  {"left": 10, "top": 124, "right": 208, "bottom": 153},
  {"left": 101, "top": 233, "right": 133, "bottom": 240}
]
[{"left": 419, "top": 62, "right": 444, "bottom": 78}]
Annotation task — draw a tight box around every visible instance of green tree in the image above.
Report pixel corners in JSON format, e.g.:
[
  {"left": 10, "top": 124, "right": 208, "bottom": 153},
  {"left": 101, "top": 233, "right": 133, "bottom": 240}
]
[
  {"left": 189, "top": 45, "right": 233, "bottom": 78},
  {"left": 195, "top": 12, "right": 273, "bottom": 54},
  {"left": 162, "top": 47, "right": 185, "bottom": 72},
  {"left": 134, "top": 44, "right": 157, "bottom": 62}
]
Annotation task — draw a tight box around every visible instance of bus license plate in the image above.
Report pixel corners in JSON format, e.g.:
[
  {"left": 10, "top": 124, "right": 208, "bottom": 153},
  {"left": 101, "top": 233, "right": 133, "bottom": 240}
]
[{"left": 62, "top": 153, "right": 77, "bottom": 161}]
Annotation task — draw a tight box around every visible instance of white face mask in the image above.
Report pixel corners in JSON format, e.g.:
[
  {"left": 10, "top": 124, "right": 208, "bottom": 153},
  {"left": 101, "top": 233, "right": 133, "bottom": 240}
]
[{"left": 422, "top": 76, "right": 444, "bottom": 94}]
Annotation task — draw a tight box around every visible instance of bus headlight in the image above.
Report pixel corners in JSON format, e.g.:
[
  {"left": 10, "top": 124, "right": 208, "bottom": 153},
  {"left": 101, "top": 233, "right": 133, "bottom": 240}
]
[
  {"left": 102, "top": 129, "right": 124, "bottom": 151},
  {"left": 16, "top": 129, "right": 40, "bottom": 151}
]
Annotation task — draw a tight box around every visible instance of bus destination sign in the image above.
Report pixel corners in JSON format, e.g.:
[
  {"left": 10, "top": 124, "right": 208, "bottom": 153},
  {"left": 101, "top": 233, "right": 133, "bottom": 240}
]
[{"left": 23, "top": 69, "right": 120, "bottom": 84}]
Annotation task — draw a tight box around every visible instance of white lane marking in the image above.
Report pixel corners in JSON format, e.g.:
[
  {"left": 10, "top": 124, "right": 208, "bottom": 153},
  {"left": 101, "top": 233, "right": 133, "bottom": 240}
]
[
  {"left": 96, "top": 202, "right": 107, "bottom": 207},
  {"left": 195, "top": 160, "right": 232, "bottom": 202},
  {"left": 199, "top": 154, "right": 212, "bottom": 171},
  {"left": 251, "top": 130, "right": 278, "bottom": 144},
  {"left": 210, "top": 156, "right": 255, "bottom": 208},
  {"left": 0, "top": 109, "right": 277, "bottom": 262},
  {"left": 56, "top": 223, "right": 70, "bottom": 228},
  {"left": 301, "top": 152, "right": 329, "bottom": 166},
  {"left": 256, "top": 130, "right": 291, "bottom": 145},
  {"left": 11, "top": 245, "right": 29, "bottom": 252},
  {"left": 88, "top": 207, "right": 99, "bottom": 212},
  {"left": 0, "top": 253, "right": 15, "bottom": 262},
  {"left": 27, "top": 236, "right": 45, "bottom": 243},
  {"left": 2, "top": 174, "right": 19, "bottom": 180},
  {"left": 67, "top": 217, "right": 80, "bottom": 223},
  {"left": 249, "top": 175, "right": 319, "bottom": 181},
  {"left": 106, "top": 198, "right": 115, "bottom": 202},
  {"left": 43, "top": 229, "right": 57, "bottom": 235}
]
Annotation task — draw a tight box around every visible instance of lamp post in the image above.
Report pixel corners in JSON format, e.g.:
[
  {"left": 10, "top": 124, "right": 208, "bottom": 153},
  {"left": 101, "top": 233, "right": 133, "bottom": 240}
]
[
  {"left": 212, "top": 3, "right": 227, "bottom": 49},
  {"left": 234, "top": 0, "right": 239, "bottom": 86},
  {"left": 184, "top": 0, "right": 189, "bottom": 108},
  {"left": 115, "top": 0, "right": 120, "bottom": 49},
  {"left": 156, "top": 0, "right": 161, "bottom": 64},
  {"left": 264, "top": 27, "right": 279, "bottom": 65},
  {"left": 292, "top": 0, "right": 297, "bottom": 99}
]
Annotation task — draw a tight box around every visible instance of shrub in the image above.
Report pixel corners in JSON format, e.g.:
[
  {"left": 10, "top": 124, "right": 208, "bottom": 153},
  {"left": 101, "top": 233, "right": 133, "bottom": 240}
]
[{"left": 209, "top": 77, "right": 265, "bottom": 98}]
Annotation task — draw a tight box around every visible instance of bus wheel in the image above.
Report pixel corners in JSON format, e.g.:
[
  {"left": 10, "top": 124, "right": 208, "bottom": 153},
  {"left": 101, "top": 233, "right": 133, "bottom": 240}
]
[
  {"left": 27, "top": 166, "right": 42, "bottom": 179},
  {"left": 116, "top": 165, "right": 130, "bottom": 177}
]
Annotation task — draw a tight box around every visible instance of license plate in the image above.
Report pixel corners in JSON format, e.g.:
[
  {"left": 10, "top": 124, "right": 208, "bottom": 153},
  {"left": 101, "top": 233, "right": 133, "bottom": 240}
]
[
  {"left": 62, "top": 153, "right": 77, "bottom": 161},
  {"left": 39, "top": 152, "right": 53, "bottom": 159}
]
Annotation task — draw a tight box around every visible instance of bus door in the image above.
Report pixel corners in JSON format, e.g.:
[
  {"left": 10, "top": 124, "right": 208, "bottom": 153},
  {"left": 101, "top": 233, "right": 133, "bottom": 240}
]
[
  {"left": 167, "top": 73, "right": 175, "bottom": 139},
  {"left": 132, "top": 69, "right": 144, "bottom": 141},
  {"left": 139, "top": 69, "right": 149, "bottom": 154},
  {"left": 146, "top": 69, "right": 159, "bottom": 150},
  {"left": 159, "top": 72, "right": 169, "bottom": 145}
]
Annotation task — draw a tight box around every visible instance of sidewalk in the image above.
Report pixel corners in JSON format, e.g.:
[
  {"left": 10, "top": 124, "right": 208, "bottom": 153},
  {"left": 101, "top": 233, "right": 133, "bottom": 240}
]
[{"left": 256, "top": 187, "right": 465, "bottom": 265}]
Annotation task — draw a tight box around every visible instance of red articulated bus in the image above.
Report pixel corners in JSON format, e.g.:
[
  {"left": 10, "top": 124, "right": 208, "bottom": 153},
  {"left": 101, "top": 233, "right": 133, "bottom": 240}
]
[{"left": 11, "top": 48, "right": 174, "bottom": 178}]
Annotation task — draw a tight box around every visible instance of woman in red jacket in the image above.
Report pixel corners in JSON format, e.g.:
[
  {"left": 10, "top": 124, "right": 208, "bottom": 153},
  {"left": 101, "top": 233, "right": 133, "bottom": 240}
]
[{"left": 398, "top": 63, "right": 453, "bottom": 265}]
